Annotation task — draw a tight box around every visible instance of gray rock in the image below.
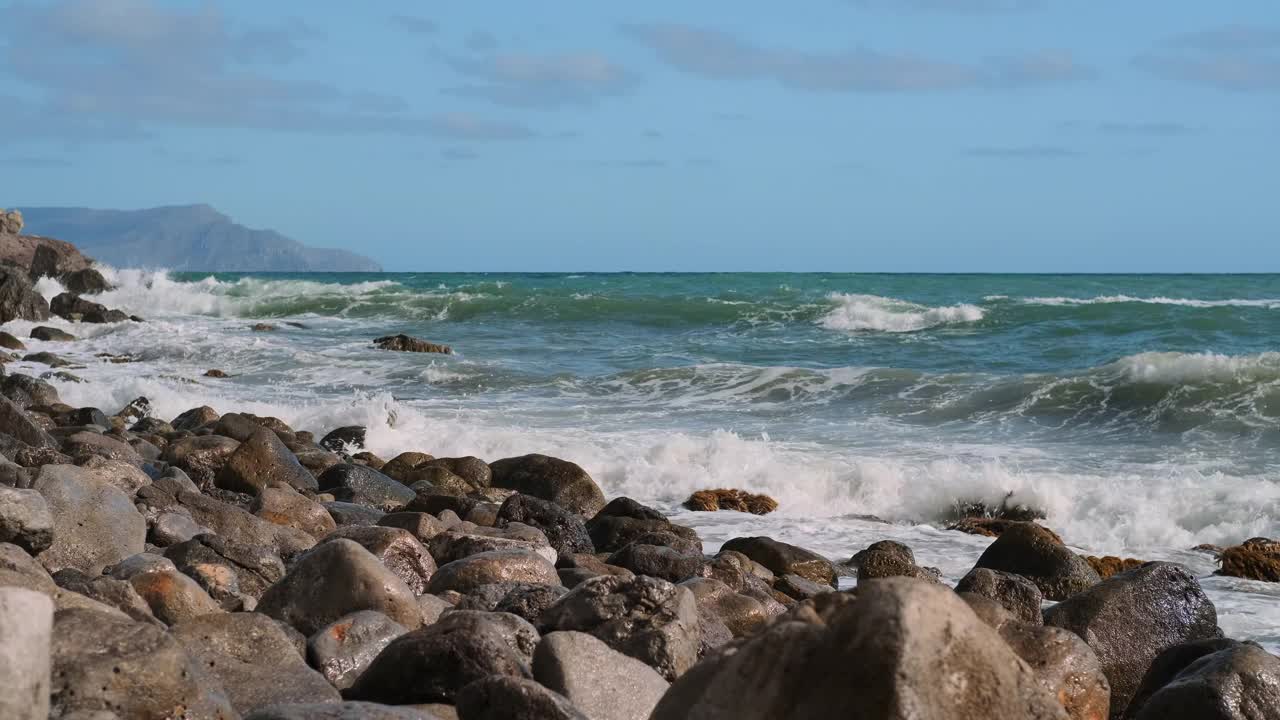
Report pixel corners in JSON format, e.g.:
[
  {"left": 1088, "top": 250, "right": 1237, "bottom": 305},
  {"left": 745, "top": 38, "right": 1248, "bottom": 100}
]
[
  {"left": 252, "top": 483, "right": 337, "bottom": 539},
  {"left": 173, "top": 612, "right": 341, "bottom": 713},
  {"left": 1000, "top": 621, "right": 1111, "bottom": 720},
  {"left": 973, "top": 522, "right": 1101, "bottom": 601},
  {"left": 428, "top": 549, "right": 560, "bottom": 595},
  {"left": 49, "top": 608, "right": 237, "bottom": 719},
  {"left": 176, "top": 490, "right": 315, "bottom": 558},
  {"left": 539, "top": 574, "right": 701, "bottom": 681},
  {"left": 428, "top": 530, "right": 556, "bottom": 567},
  {"left": 0, "top": 268, "right": 51, "bottom": 323},
  {"left": 1044, "top": 561, "right": 1221, "bottom": 716},
  {"left": 128, "top": 568, "right": 224, "bottom": 625},
  {"left": 162, "top": 434, "right": 240, "bottom": 486},
  {"left": 0, "top": 394, "right": 57, "bottom": 448},
  {"left": 34, "top": 463, "right": 145, "bottom": 575},
  {"left": 424, "top": 456, "right": 492, "bottom": 488},
  {"left": 774, "top": 573, "right": 831, "bottom": 601},
  {"left": 0, "top": 486, "right": 54, "bottom": 553},
  {"left": 720, "top": 536, "right": 837, "bottom": 588},
  {"left": 607, "top": 543, "right": 702, "bottom": 583},
  {"left": 318, "top": 464, "right": 416, "bottom": 512},
  {"left": 956, "top": 567, "right": 1045, "bottom": 625},
  {"left": 650, "top": 577, "right": 1068, "bottom": 720},
  {"left": 258, "top": 538, "right": 423, "bottom": 635},
  {"left": 217, "top": 428, "right": 317, "bottom": 494},
  {"left": 150, "top": 510, "right": 208, "bottom": 546},
  {"left": 0, "top": 587, "right": 53, "bottom": 720},
  {"left": 73, "top": 456, "right": 151, "bottom": 496},
  {"left": 105, "top": 552, "right": 175, "bottom": 580},
  {"left": 61, "top": 431, "right": 143, "bottom": 465},
  {"left": 496, "top": 493, "right": 594, "bottom": 555},
  {"left": 1125, "top": 639, "right": 1280, "bottom": 719},
  {"left": 165, "top": 533, "right": 286, "bottom": 607},
  {"left": 245, "top": 702, "right": 447, "bottom": 719},
  {"left": 326, "top": 501, "right": 386, "bottom": 526},
  {"left": 489, "top": 454, "right": 606, "bottom": 517},
  {"left": 679, "top": 577, "right": 771, "bottom": 638},
  {"left": 378, "top": 511, "right": 449, "bottom": 542},
  {"left": 323, "top": 526, "right": 437, "bottom": 595},
  {"left": 307, "top": 611, "right": 409, "bottom": 690},
  {"left": 493, "top": 584, "right": 571, "bottom": 624},
  {"left": 533, "top": 631, "right": 669, "bottom": 720},
  {"left": 50, "top": 569, "right": 160, "bottom": 627},
  {"left": 456, "top": 676, "right": 587, "bottom": 720}
]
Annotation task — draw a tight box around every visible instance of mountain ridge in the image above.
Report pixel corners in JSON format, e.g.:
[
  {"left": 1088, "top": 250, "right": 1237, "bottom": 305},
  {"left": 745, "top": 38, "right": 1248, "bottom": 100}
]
[{"left": 17, "top": 204, "right": 383, "bottom": 272}]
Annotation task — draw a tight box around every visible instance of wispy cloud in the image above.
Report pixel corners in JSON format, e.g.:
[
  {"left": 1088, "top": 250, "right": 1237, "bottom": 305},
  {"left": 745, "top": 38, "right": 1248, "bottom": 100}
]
[
  {"left": 441, "top": 50, "right": 638, "bottom": 109},
  {"left": 966, "top": 145, "right": 1082, "bottom": 158},
  {"left": 622, "top": 23, "right": 1089, "bottom": 92},
  {"left": 391, "top": 15, "right": 437, "bottom": 35},
  {"left": 1136, "top": 25, "right": 1280, "bottom": 92}
]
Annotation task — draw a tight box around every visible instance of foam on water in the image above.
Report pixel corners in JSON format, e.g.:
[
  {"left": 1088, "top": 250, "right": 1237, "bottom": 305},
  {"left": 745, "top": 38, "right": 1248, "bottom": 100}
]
[
  {"left": 1019, "top": 295, "right": 1280, "bottom": 308},
  {"left": 821, "top": 293, "right": 985, "bottom": 332}
]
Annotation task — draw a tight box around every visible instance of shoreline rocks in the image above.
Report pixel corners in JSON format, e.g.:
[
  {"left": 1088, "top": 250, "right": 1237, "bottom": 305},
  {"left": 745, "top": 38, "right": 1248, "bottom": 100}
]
[{"left": 374, "top": 334, "right": 453, "bottom": 354}]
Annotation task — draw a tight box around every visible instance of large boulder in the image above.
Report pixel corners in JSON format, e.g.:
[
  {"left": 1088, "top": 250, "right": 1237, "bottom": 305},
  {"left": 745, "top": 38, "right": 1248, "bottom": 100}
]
[
  {"left": 162, "top": 434, "right": 240, "bottom": 486},
  {"left": 1000, "top": 621, "right": 1112, "bottom": 720},
  {"left": 0, "top": 587, "right": 53, "bottom": 720},
  {"left": 317, "top": 464, "right": 415, "bottom": 512},
  {"left": 497, "top": 493, "right": 594, "bottom": 555},
  {"left": 322, "top": 526, "right": 437, "bottom": 595},
  {"left": 973, "top": 522, "right": 1101, "bottom": 601},
  {"left": 217, "top": 428, "right": 318, "bottom": 495},
  {"left": 252, "top": 483, "right": 337, "bottom": 539},
  {"left": 164, "top": 533, "right": 286, "bottom": 608},
  {"left": 427, "top": 549, "right": 560, "bottom": 595},
  {"left": 650, "top": 577, "right": 1069, "bottom": 720},
  {"left": 955, "top": 567, "right": 1045, "bottom": 625},
  {"left": 257, "top": 538, "right": 422, "bottom": 635},
  {"left": 0, "top": 395, "right": 58, "bottom": 448},
  {"left": 374, "top": 334, "right": 452, "bottom": 354},
  {"left": 539, "top": 574, "right": 701, "bottom": 681},
  {"left": 1123, "top": 639, "right": 1280, "bottom": 719},
  {"left": 489, "top": 454, "right": 606, "bottom": 517},
  {"left": 173, "top": 612, "right": 341, "bottom": 714},
  {"left": 607, "top": 543, "right": 702, "bottom": 583},
  {"left": 1044, "top": 562, "right": 1221, "bottom": 716},
  {"left": 455, "top": 676, "right": 588, "bottom": 720},
  {"left": 49, "top": 608, "right": 237, "bottom": 719},
  {"left": 679, "top": 577, "right": 773, "bottom": 638},
  {"left": 128, "top": 567, "right": 225, "bottom": 625},
  {"left": 0, "top": 486, "right": 54, "bottom": 554},
  {"left": 720, "top": 536, "right": 837, "bottom": 588},
  {"left": 62, "top": 268, "right": 111, "bottom": 295},
  {"left": 1216, "top": 538, "right": 1280, "bottom": 582},
  {"left": 34, "top": 464, "right": 145, "bottom": 575},
  {"left": 320, "top": 426, "right": 366, "bottom": 452},
  {"left": 849, "top": 540, "right": 941, "bottom": 584},
  {"left": 0, "top": 267, "right": 51, "bottom": 323},
  {"left": 345, "top": 611, "right": 533, "bottom": 704},
  {"left": 172, "top": 490, "right": 315, "bottom": 559},
  {"left": 532, "top": 630, "right": 670, "bottom": 720},
  {"left": 307, "top": 610, "right": 409, "bottom": 690}
]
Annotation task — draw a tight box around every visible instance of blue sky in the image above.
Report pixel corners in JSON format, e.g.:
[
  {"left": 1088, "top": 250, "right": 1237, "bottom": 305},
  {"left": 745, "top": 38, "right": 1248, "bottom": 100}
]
[{"left": 1, "top": 0, "right": 1277, "bottom": 271}]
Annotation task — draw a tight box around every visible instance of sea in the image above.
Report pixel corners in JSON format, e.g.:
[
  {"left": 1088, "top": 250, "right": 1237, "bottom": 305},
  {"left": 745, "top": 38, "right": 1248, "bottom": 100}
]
[{"left": 8, "top": 270, "right": 1280, "bottom": 647}]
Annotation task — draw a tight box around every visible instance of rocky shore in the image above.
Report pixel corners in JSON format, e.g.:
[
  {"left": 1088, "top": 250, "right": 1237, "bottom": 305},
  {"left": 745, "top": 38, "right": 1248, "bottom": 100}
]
[{"left": 2, "top": 226, "right": 1279, "bottom": 719}]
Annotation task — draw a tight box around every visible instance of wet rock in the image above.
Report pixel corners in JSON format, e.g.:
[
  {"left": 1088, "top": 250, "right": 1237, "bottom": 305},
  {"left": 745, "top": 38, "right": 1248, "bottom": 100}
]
[
  {"left": 325, "top": 501, "right": 385, "bottom": 526},
  {"left": 585, "top": 505, "right": 698, "bottom": 555},
  {"left": 351, "top": 451, "right": 385, "bottom": 470},
  {"left": 539, "top": 574, "right": 700, "bottom": 681},
  {"left": 173, "top": 405, "right": 220, "bottom": 432},
  {"left": 174, "top": 490, "right": 315, "bottom": 558},
  {"left": 428, "top": 529, "right": 555, "bottom": 566},
  {"left": 30, "top": 326, "right": 73, "bottom": 341},
  {"left": 680, "top": 577, "right": 771, "bottom": 638},
  {"left": 323, "top": 526, "right": 437, "bottom": 595},
  {"left": 150, "top": 510, "right": 208, "bottom": 547},
  {"left": 849, "top": 540, "right": 941, "bottom": 584},
  {"left": 62, "top": 431, "right": 144, "bottom": 466},
  {"left": 607, "top": 543, "right": 702, "bottom": 583},
  {"left": 204, "top": 369, "right": 229, "bottom": 378},
  {"left": 258, "top": 538, "right": 423, "bottom": 635},
  {"left": 174, "top": 612, "right": 340, "bottom": 713},
  {"left": 1124, "top": 639, "right": 1280, "bottom": 719},
  {"left": 0, "top": 395, "right": 58, "bottom": 448},
  {"left": 1084, "top": 555, "right": 1147, "bottom": 580},
  {"left": 428, "top": 549, "right": 560, "bottom": 595},
  {"left": 49, "top": 608, "right": 237, "bottom": 719},
  {"left": 423, "top": 456, "right": 492, "bottom": 488},
  {"left": 497, "top": 493, "right": 593, "bottom": 555},
  {"left": 490, "top": 454, "right": 606, "bottom": 517},
  {"left": 378, "top": 511, "right": 449, "bottom": 542},
  {"left": 651, "top": 577, "right": 1068, "bottom": 720},
  {"left": 73, "top": 456, "right": 150, "bottom": 495},
  {"left": 318, "top": 464, "right": 415, "bottom": 512},
  {"left": 405, "top": 493, "right": 477, "bottom": 518},
  {"left": 34, "top": 463, "right": 145, "bottom": 575},
  {"left": 217, "top": 428, "right": 317, "bottom": 494},
  {"left": 683, "top": 488, "right": 778, "bottom": 515},
  {"left": 406, "top": 465, "right": 476, "bottom": 496},
  {"left": 374, "top": 334, "right": 452, "bottom": 354},
  {"left": 0, "top": 586, "right": 53, "bottom": 720},
  {"left": 951, "top": 516, "right": 1064, "bottom": 540},
  {"left": 345, "top": 611, "right": 532, "bottom": 704},
  {"left": 721, "top": 536, "right": 837, "bottom": 588},
  {"left": 456, "top": 676, "right": 587, "bottom": 720},
  {"left": 252, "top": 483, "right": 337, "bottom": 539},
  {"left": 491, "top": 584, "right": 570, "bottom": 623},
  {"left": 165, "top": 533, "right": 286, "bottom": 607},
  {"left": 774, "top": 573, "right": 831, "bottom": 601},
  {"left": 532, "top": 630, "right": 669, "bottom": 720},
  {"left": 955, "top": 567, "right": 1045, "bottom": 625},
  {"left": 1216, "top": 538, "right": 1280, "bottom": 582},
  {"left": 244, "top": 702, "right": 445, "bottom": 719},
  {"left": 0, "top": 331, "right": 25, "bottom": 350},
  {"left": 379, "top": 451, "right": 435, "bottom": 483},
  {"left": 0, "top": 268, "right": 51, "bottom": 323},
  {"left": 321, "top": 426, "right": 366, "bottom": 452},
  {"left": 0, "top": 486, "right": 54, "bottom": 553},
  {"left": 307, "top": 610, "right": 409, "bottom": 690},
  {"left": 1000, "top": 621, "right": 1111, "bottom": 720},
  {"left": 1044, "top": 561, "right": 1221, "bottom": 716},
  {"left": 162, "top": 434, "right": 240, "bottom": 486},
  {"left": 128, "top": 567, "right": 224, "bottom": 625},
  {"left": 51, "top": 569, "right": 160, "bottom": 626},
  {"left": 62, "top": 268, "right": 111, "bottom": 295},
  {"left": 973, "top": 521, "right": 1100, "bottom": 601}
]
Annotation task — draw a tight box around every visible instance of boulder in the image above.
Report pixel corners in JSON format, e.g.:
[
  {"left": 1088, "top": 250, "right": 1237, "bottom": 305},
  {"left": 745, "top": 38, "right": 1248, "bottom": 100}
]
[
  {"left": 1124, "top": 639, "right": 1280, "bottom": 719},
  {"left": 679, "top": 577, "right": 772, "bottom": 638},
  {"left": 217, "top": 428, "right": 318, "bottom": 494},
  {"left": 320, "top": 426, "right": 366, "bottom": 452},
  {"left": 252, "top": 483, "right": 337, "bottom": 539},
  {"left": 849, "top": 540, "right": 941, "bottom": 584},
  {"left": 428, "top": 549, "right": 560, "bottom": 595},
  {"left": 0, "top": 486, "right": 54, "bottom": 553},
  {"left": 322, "top": 526, "right": 437, "bottom": 595},
  {"left": 34, "top": 464, "right": 145, "bottom": 575},
  {"left": 307, "top": 611, "right": 409, "bottom": 690},
  {"left": 423, "top": 456, "right": 492, "bottom": 488},
  {"left": 345, "top": 611, "right": 533, "bottom": 704},
  {"left": 51, "top": 569, "right": 161, "bottom": 626},
  {"left": 1084, "top": 555, "right": 1147, "bottom": 580},
  {"left": 318, "top": 464, "right": 415, "bottom": 512},
  {"left": 489, "top": 454, "right": 606, "bottom": 517},
  {"left": 0, "top": 208, "right": 22, "bottom": 234},
  {"left": 258, "top": 538, "right": 423, "bottom": 635},
  {"left": 455, "top": 676, "right": 587, "bottom": 720},
  {"left": 29, "top": 326, "right": 73, "bottom": 341},
  {"left": 650, "top": 577, "right": 1069, "bottom": 720},
  {"left": 325, "top": 501, "right": 385, "bottom": 527},
  {"left": 174, "top": 490, "right": 315, "bottom": 558},
  {"left": 164, "top": 533, "right": 286, "bottom": 607},
  {"left": 533, "top": 630, "right": 669, "bottom": 720},
  {"left": 721, "top": 536, "right": 837, "bottom": 588},
  {"left": 373, "top": 334, "right": 452, "bottom": 354},
  {"left": 539, "top": 574, "right": 700, "bottom": 681},
  {"left": 172, "top": 405, "right": 220, "bottom": 432},
  {"left": 955, "top": 567, "right": 1045, "bottom": 625},
  {"left": 173, "top": 612, "right": 340, "bottom": 713},
  {"left": 128, "top": 567, "right": 224, "bottom": 625},
  {"left": 49, "top": 608, "right": 237, "bottom": 719},
  {"left": 497, "top": 493, "right": 594, "bottom": 555},
  {"left": 428, "top": 530, "right": 555, "bottom": 566},
  {"left": 0, "top": 331, "right": 25, "bottom": 350},
  {"left": 683, "top": 488, "right": 778, "bottom": 514},
  {"left": 379, "top": 451, "right": 435, "bottom": 483},
  {"left": 0, "top": 587, "right": 53, "bottom": 720},
  {"left": 62, "top": 431, "right": 144, "bottom": 466},
  {"left": 1000, "top": 621, "right": 1111, "bottom": 720},
  {"left": 0, "top": 267, "right": 50, "bottom": 323},
  {"left": 406, "top": 465, "right": 476, "bottom": 496},
  {"left": 162, "top": 434, "right": 240, "bottom": 486},
  {"left": 377, "top": 511, "right": 449, "bottom": 542},
  {"left": 973, "top": 521, "right": 1101, "bottom": 601},
  {"left": 1044, "top": 562, "right": 1221, "bottom": 716},
  {"left": 0, "top": 395, "right": 58, "bottom": 448},
  {"left": 607, "top": 543, "right": 702, "bottom": 583},
  {"left": 492, "top": 584, "right": 570, "bottom": 623},
  {"left": 245, "top": 703, "right": 446, "bottom": 719},
  {"left": 62, "top": 268, "right": 111, "bottom": 295},
  {"left": 1216, "top": 538, "right": 1280, "bottom": 582}
]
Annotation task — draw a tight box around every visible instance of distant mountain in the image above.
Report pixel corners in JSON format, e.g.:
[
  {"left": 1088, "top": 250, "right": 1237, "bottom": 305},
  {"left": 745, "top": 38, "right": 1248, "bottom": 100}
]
[{"left": 18, "top": 205, "right": 383, "bottom": 272}]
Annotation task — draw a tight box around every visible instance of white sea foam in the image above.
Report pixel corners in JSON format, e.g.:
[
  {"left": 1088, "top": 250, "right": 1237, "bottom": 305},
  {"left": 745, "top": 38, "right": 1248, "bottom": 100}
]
[
  {"left": 1020, "top": 295, "right": 1280, "bottom": 308},
  {"left": 820, "top": 293, "right": 985, "bottom": 332},
  {"left": 1112, "top": 351, "right": 1280, "bottom": 384}
]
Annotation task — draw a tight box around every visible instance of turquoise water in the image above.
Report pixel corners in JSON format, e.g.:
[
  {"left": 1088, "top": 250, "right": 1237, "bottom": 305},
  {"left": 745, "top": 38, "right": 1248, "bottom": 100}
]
[{"left": 18, "top": 269, "right": 1280, "bottom": 645}]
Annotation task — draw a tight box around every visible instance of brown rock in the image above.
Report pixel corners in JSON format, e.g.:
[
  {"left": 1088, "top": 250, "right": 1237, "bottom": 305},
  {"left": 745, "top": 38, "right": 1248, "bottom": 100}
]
[
  {"left": 216, "top": 427, "right": 318, "bottom": 495},
  {"left": 683, "top": 488, "right": 778, "bottom": 515},
  {"left": 1216, "top": 538, "right": 1280, "bottom": 582},
  {"left": 1083, "top": 555, "right": 1147, "bottom": 580},
  {"left": 1001, "top": 621, "right": 1111, "bottom": 720},
  {"left": 374, "top": 334, "right": 452, "bottom": 354},
  {"left": 973, "top": 522, "right": 1100, "bottom": 601}
]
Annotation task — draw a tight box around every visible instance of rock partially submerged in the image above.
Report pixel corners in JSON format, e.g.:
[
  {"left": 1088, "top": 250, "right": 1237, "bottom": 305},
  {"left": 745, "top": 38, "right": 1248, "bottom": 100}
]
[
  {"left": 683, "top": 488, "right": 778, "bottom": 515},
  {"left": 374, "top": 334, "right": 452, "bottom": 354},
  {"left": 1216, "top": 538, "right": 1280, "bottom": 582}
]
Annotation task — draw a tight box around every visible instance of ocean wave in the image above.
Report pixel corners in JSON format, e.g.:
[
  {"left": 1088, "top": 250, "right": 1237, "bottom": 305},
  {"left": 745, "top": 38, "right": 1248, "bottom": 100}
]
[
  {"left": 820, "top": 293, "right": 985, "bottom": 333},
  {"left": 1019, "top": 295, "right": 1280, "bottom": 308},
  {"left": 1113, "top": 351, "right": 1280, "bottom": 384}
]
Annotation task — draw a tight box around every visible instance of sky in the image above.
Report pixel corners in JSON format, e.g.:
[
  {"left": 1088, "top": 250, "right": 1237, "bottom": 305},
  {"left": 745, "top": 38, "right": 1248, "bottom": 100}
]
[{"left": 0, "top": 0, "right": 1277, "bottom": 272}]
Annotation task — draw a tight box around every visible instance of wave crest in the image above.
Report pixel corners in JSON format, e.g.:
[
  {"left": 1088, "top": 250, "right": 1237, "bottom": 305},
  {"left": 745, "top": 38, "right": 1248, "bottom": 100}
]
[{"left": 820, "top": 293, "right": 985, "bottom": 333}]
